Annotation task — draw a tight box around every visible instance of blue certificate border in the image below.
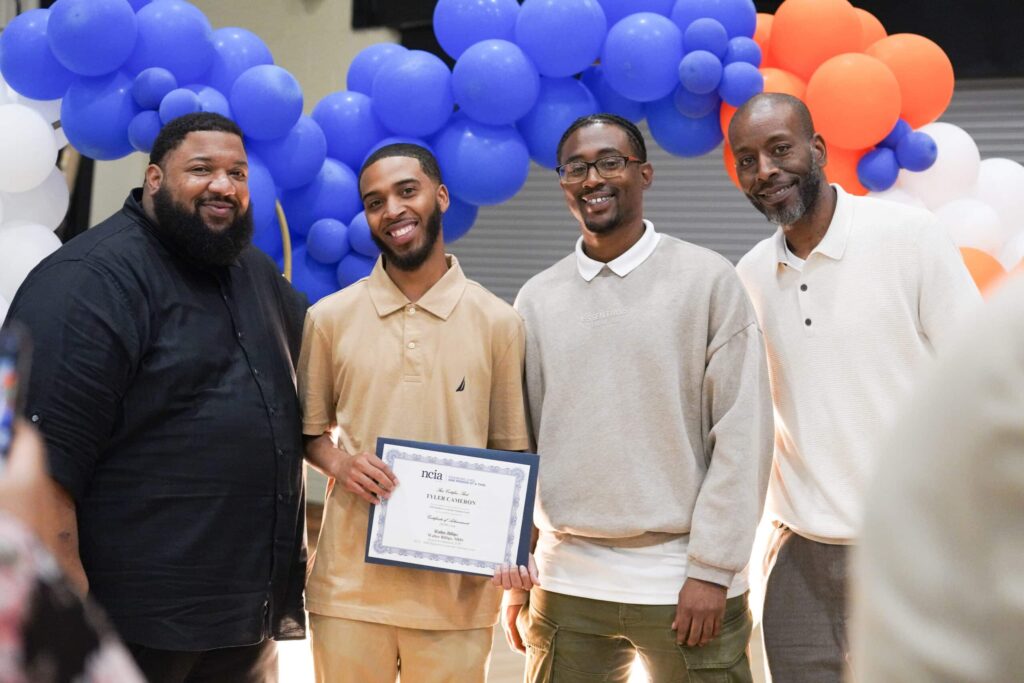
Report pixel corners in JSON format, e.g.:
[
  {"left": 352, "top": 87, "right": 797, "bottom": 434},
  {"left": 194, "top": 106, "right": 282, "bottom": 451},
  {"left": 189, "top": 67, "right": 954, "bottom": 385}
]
[{"left": 364, "top": 438, "right": 539, "bottom": 576}]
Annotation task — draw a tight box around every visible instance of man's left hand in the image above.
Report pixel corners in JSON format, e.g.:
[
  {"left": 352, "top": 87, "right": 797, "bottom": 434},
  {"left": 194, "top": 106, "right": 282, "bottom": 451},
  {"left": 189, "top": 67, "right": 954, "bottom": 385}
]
[{"left": 672, "top": 577, "right": 727, "bottom": 647}]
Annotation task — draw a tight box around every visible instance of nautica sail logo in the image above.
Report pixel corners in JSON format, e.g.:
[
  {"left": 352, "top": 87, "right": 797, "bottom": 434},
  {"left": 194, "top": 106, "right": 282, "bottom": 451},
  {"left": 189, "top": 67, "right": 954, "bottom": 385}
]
[{"left": 456, "top": 377, "right": 466, "bottom": 392}]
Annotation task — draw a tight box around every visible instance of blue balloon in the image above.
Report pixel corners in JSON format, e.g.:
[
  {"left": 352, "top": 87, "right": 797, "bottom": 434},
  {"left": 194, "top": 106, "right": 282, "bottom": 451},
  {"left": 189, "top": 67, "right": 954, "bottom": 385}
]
[
  {"left": 230, "top": 65, "right": 303, "bottom": 141},
  {"left": 895, "top": 131, "right": 938, "bottom": 172},
  {"left": 879, "top": 118, "right": 911, "bottom": 150},
  {"left": 442, "top": 195, "right": 479, "bottom": 243},
  {"left": 280, "top": 158, "right": 361, "bottom": 236},
  {"left": 204, "top": 27, "right": 273, "bottom": 96},
  {"left": 597, "top": 0, "right": 674, "bottom": 26},
  {"left": 313, "top": 91, "right": 388, "bottom": 171},
  {"left": 48, "top": 0, "right": 137, "bottom": 77},
  {"left": 646, "top": 94, "right": 723, "bottom": 157},
  {"left": 678, "top": 50, "right": 723, "bottom": 95},
  {"left": 251, "top": 216, "right": 283, "bottom": 261},
  {"left": 347, "top": 211, "right": 381, "bottom": 258},
  {"left": 125, "top": 0, "right": 215, "bottom": 82},
  {"left": 857, "top": 147, "right": 899, "bottom": 192},
  {"left": 347, "top": 43, "right": 407, "bottom": 96},
  {"left": 724, "top": 36, "right": 761, "bottom": 66},
  {"left": 61, "top": 71, "right": 140, "bottom": 160},
  {"left": 159, "top": 87, "right": 200, "bottom": 124},
  {"left": 132, "top": 67, "right": 177, "bottom": 109},
  {"left": 674, "top": 86, "right": 720, "bottom": 118},
  {"left": 602, "top": 12, "right": 684, "bottom": 103},
  {"left": 246, "top": 153, "right": 279, "bottom": 236},
  {"left": 718, "top": 61, "right": 763, "bottom": 106},
  {"left": 452, "top": 39, "right": 540, "bottom": 126},
  {"left": 683, "top": 18, "right": 729, "bottom": 58},
  {"left": 372, "top": 50, "right": 453, "bottom": 137},
  {"left": 127, "top": 110, "right": 162, "bottom": 152},
  {"left": 580, "top": 66, "right": 645, "bottom": 122},
  {"left": 188, "top": 84, "right": 231, "bottom": 117},
  {"left": 0, "top": 9, "right": 76, "bottom": 100},
  {"left": 517, "top": 77, "right": 599, "bottom": 168},
  {"left": 434, "top": 0, "right": 520, "bottom": 60},
  {"left": 336, "top": 252, "right": 376, "bottom": 289},
  {"left": 434, "top": 114, "right": 530, "bottom": 205},
  {"left": 307, "top": 218, "right": 351, "bottom": 264},
  {"left": 291, "top": 245, "right": 340, "bottom": 303},
  {"left": 247, "top": 116, "right": 327, "bottom": 190},
  {"left": 515, "top": 0, "right": 607, "bottom": 78},
  {"left": 670, "top": 0, "right": 757, "bottom": 39},
  {"left": 128, "top": 0, "right": 152, "bottom": 10}
]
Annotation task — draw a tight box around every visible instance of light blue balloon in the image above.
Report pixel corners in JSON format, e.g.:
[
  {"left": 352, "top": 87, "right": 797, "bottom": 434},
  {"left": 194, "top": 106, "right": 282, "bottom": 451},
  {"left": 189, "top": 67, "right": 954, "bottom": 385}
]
[
  {"left": 674, "top": 86, "right": 720, "bottom": 118},
  {"left": 132, "top": 67, "right": 177, "bottom": 109},
  {"left": 128, "top": 110, "right": 162, "bottom": 152},
  {"left": 0, "top": 9, "right": 76, "bottom": 100},
  {"left": 246, "top": 116, "right": 327, "bottom": 190},
  {"left": 433, "top": 0, "right": 520, "bottom": 60},
  {"left": 517, "top": 77, "right": 599, "bottom": 168},
  {"left": 723, "top": 36, "right": 761, "bottom": 66},
  {"left": 346, "top": 211, "right": 381, "bottom": 259},
  {"left": 291, "top": 245, "right": 340, "bottom": 303},
  {"left": 246, "top": 153, "right": 279, "bottom": 236},
  {"left": 48, "top": 0, "right": 138, "bottom": 77},
  {"left": 158, "top": 87, "right": 200, "bottom": 124},
  {"left": 230, "top": 64, "right": 303, "bottom": 141},
  {"left": 125, "top": 0, "right": 215, "bottom": 82},
  {"left": 602, "top": 12, "right": 684, "bottom": 103},
  {"left": 857, "top": 147, "right": 899, "bottom": 192},
  {"left": 683, "top": 18, "right": 729, "bottom": 59},
  {"left": 307, "top": 218, "right": 351, "bottom": 265},
  {"left": 280, "top": 158, "right": 361, "bottom": 236},
  {"left": 434, "top": 113, "right": 530, "bottom": 205},
  {"left": 580, "top": 66, "right": 645, "bottom": 122},
  {"left": 336, "top": 252, "right": 376, "bottom": 289},
  {"left": 646, "top": 94, "right": 723, "bottom": 157},
  {"left": 597, "top": 0, "right": 674, "bottom": 25},
  {"left": 515, "top": 0, "right": 607, "bottom": 78},
  {"left": 312, "top": 91, "right": 388, "bottom": 171},
  {"left": 718, "top": 61, "right": 762, "bottom": 107},
  {"left": 347, "top": 43, "right": 407, "bottom": 96},
  {"left": 442, "top": 195, "right": 479, "bottom": 243},
  {"left": 670, "top": 0, "right": 757, "bottom": 38},
  {"left": 678, "top": 50, "right": 723, "bottom": 95},
  {"left": 204, "top": 27, "right": 273, "bottom": 96},
  {"left": 61, "top": 71, "right": 140, "bottom": 160},
  {"left": 452, "top": 39, "right": 540, "bottom": 125},
  {"left": 371, "top": 50, "right": 453, "bottom": 137}
]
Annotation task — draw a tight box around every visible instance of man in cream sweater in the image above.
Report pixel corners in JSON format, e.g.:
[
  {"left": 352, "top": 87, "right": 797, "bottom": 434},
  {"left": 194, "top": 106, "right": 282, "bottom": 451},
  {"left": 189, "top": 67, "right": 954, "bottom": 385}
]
[{"left": 507, "top": 114, "right": 773, "bottom": 682}]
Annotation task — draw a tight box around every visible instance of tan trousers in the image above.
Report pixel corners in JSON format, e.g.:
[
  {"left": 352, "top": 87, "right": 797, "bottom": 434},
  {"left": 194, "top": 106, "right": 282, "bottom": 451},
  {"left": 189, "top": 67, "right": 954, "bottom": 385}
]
[{"left": 309, "top": 613, "right": 493, "bottom": 683}]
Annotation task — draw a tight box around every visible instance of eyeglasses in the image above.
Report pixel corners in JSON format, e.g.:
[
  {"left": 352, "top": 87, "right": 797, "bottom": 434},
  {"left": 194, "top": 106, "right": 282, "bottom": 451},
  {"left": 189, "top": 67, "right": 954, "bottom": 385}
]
[{"left": 556, "top": 155, "right": 642, "bottom": 184}]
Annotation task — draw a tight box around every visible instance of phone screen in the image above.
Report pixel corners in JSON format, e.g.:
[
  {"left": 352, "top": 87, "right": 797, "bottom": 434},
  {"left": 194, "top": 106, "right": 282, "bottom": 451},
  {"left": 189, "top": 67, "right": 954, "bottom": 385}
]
[{"left": 0, "top": 324, "right": 31, "bottom": 469}]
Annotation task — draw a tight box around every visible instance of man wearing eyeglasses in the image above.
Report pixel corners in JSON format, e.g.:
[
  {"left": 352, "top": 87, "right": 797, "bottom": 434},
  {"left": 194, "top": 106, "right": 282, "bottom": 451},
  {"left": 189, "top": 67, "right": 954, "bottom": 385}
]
[{"left": 506, "top": 114, "right": 773, "bottom": 682}]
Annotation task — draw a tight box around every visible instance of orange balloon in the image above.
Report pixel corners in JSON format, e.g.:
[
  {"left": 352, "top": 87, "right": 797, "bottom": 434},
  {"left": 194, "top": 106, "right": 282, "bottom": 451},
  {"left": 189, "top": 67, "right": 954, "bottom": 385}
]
[
  {"left": 806, "top": 53, "right": 901, "bottom": 150},
  {"left": 824, "top": 144, "right": 868, "bottom": 196},
  {"left": 754, "top": 13, "right": 775, "bottom": 68},
  {"left": 722, "top": 143, "right": 740, "bottom": 189},
  {"left": 771, "top": 0, "right": 863, "bottom": 80},
  {"left": 866, "top": 33, "right": 954, "bottom": 129},
  {"left": 855, "top": 8, "right": 887, "bottom": 49},
  {"left": 720, "top": 68, "right": 806, "bottom": 138},
  {"left": 959, "top": 247, "right": 1006, "bottom": 295}
]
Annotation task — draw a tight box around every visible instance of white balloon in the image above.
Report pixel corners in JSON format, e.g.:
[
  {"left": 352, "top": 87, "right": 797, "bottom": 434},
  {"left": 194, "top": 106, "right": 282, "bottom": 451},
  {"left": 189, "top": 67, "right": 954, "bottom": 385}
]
[
  {"left": 997, "top": 230, "right": 1024, "bottom": 271},
  {"left": 972, "top": 158, "right": 1024, "bottom": 233},
  {"left": 0, "top": 195, "right": 4, "bottom": 225},
  {"left": 868, "top": 187, "right": 926, "bottom": 209},
  {"left": 0, "top": 104, "right": 58, "bottom": 194},
  {"left": 0, "top": 293, "right": 9, "bottom": 325},
  {"left": 0, "top": 221, "right": 62, "bottom": 301},
  {"left": 1, "top": 167, "right": 70, "bottom": 231},
  {"left": 15, "top": 96, "right": 62, "bottom": 125},
  {"left": 897, "top": 122, "right": 981, "bottom": 210},
  {"left": 934, "top": 198, "right": 1008, "bottom": 256}
]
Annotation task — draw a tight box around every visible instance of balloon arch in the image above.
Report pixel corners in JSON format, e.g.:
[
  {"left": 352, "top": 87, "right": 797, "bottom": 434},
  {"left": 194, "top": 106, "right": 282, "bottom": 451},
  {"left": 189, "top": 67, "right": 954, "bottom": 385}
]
[{"left": 1, "top": 0, "right": 1022, "bottom": 309}]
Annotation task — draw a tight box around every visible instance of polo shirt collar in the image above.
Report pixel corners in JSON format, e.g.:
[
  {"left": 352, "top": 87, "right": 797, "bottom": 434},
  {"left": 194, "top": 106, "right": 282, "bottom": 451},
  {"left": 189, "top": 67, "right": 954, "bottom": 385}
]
[
  {"left": 773, "top": 184, "right": 851, "bottom": 266},
  {"left": 367, "top": 254, "right": 467, "bottom": 320},
  {"left": 575, "top": 219, "right": 660, "bottom": 282}
]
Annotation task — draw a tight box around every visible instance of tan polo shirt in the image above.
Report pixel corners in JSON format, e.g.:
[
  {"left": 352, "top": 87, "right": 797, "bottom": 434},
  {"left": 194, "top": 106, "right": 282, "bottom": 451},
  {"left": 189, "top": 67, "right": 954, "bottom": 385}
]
[{"left": 298, "top": 255, "right": 530, "bottom": 630}]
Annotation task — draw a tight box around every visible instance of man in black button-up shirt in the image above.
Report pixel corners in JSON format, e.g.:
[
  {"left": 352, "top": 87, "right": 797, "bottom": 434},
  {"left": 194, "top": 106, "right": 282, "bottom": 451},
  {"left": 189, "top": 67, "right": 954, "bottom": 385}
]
[{"left": 5, "top": 113, "right": 308, "bottom": 683}]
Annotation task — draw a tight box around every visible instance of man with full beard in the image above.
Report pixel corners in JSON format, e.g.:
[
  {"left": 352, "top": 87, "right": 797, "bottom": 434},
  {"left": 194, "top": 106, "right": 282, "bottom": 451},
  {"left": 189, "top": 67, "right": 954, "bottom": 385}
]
[
  {"left": 5, "top": 113, "right": 309, "bottom": 682},
  {"left": 297, "top": 144, "right": 531, "bottom": 683},
  {"left": 728, "top": 93, "right": 980, "bottom": 681}
]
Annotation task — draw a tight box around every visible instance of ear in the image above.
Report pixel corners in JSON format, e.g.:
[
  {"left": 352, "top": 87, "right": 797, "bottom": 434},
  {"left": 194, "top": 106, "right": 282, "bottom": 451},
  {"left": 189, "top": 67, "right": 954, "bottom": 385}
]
[
  {"left": 639, "top": 161, "right": 654, "bottom": 190},
  {"left": 811, "top": 133, "right": 828, "bottom": 168},
  {"left": 436, "top": 182, "right": 451, "bottom": 214},
  {"left": 144, "top": 163, "right": 163, "bottom": 196}
]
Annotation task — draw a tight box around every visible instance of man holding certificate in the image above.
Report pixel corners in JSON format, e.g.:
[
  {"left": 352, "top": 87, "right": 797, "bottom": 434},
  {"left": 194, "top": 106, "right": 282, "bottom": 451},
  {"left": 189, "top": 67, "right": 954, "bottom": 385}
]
[
  {"left": 297, "top": 143, "right": 532, "bottom": 683},
  {"left": 510, "top": 115, "right": 773, "bottom": 682}
]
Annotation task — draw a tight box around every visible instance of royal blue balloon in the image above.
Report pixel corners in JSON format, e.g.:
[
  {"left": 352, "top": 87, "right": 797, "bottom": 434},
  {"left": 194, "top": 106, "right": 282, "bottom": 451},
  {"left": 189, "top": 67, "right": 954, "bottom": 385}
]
[
  {"left": 670, "top": 0, "right": 756, "bottom": 38},
  {"left": 337, "top": 252, "right": 376, "bottom": 288},
  {"left": 857, "top": 147, "right": 899, "bottom": 192},
  {"left": 246, "top": 152, "right": 279, "bottom": 237},
  {"left": 312, "top": 91, "right": 387, "bottom": 172},
  {"left": 718, "top": 61, "right": 763, "bottom": 106},
  {"left": 307, "top": 218, "right": 351, "bottom": 264},
  {"left": 724, "top": 36, "right": 761, "bottom": 66},
  {"left": 674, "top": 86, "right": 720, "bottom": 118},
  {"left": 372, "top": 50, "right": 453, "bottom": 138},
  {"left": 517, "top": 77, "right": 599, "bottom": 168},
  {"left": 347, "top": 43, "right": 407, "bottom": 96},
  {"left": 515, "top": 0, "right": 607, "bottom": 78},
  {"left": 646, "top": 94, "right": 723, "bottom": 157},
  {"left": 61, "top": 71, "right": 140, "bottom": 160},
  {"left": 895, "top": 131, "right": 938, "bottom": 172},
  {"left": 678, "top": 50, "right": 723, "bottom": 95},
  {"left": 434, "top": 0, "right": 520, "bottom": 60},
  {"left": 158, "top": 87, "right": 200, "bottom": 124},
  {"left": 434, "top": 114, "right": 530, "bottom": 205},
  {"left": 683, "top": 18, "right": 729, "bottom": 58},
  {"left": 597, "top": 0, "right": 674, "bottom": 25},
  {"left": 132, "top": 67, "right": 177, "bottom": 109},
  {"left": 579, "top": 66, "right": 645, "bottom": 123},
  {"left": 879, "top": 118, "right": 911, "bottom": 150},
  {"left": 291, "top": 245, "right": 340, "bottom": 303},
  {"left": 346, "top": 211, "right": 381, "bottom": 258},
  {"left": 602, "top": 12, "right": 684, "bottom": 103},
  {"left": 187, "top": 84, "right": 231, "bottom": 117},
  {"left": 204, "top": 27, "right": 273, "bottom": 96},
  {"left": 48, "top": 0, "right": 137, "bottom": 77},
  {"left": 0, "top": 10, "right": 76, "bottom": 100},
  {"left": 126, "top": 0, "right": 215, "bottom": 83},
  {"left": 128, "top": 0, "right": 152, "bottom": 10},
  {"left": 247, "top": 116, "right": 328, "bottom": 190},
  {"left": 231, "top": 64, "right": 303, "bottom": 141},
  {"left": 452, "top": 40, "right": 539, "bottom": 126},
  {"left": 442, "top": 195, "right": 478, "bottom": 243},
  {"left": 127, "top": 110, "right": 162, "bottom": 152},
  {"left": 280, "top": 158, "right": 361, "bottom": 236}
]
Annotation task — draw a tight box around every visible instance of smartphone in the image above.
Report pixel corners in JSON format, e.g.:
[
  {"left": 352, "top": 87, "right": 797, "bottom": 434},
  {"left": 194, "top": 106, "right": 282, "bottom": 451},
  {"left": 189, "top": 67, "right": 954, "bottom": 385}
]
[{"left": 0, "top": 323, "right": 31, "bottom": 470}]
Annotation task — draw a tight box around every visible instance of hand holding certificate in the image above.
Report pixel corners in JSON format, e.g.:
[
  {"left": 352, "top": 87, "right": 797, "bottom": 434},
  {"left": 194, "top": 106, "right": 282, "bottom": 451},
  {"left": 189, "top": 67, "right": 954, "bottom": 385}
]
[{"left": 365, "top": 438, "right": 539, "bottom": 577}]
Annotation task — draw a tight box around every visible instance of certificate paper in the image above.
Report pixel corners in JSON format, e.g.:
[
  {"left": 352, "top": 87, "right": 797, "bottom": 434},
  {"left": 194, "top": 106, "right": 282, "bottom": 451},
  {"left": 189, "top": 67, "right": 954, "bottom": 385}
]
[{"left": 365, "top": 438, "right": 539, "bottom": 576}]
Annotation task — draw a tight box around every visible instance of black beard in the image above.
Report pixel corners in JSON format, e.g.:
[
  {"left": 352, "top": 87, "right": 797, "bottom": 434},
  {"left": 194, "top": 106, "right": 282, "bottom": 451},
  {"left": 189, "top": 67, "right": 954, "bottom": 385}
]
[
  {"left": 372, "top": 204, "right": 443, "bottom": 272},
  {"left": 750, "top": 162, "right": 825, "bottom": 226},
  {"left": 151, "top": 186, "right": 254, "bottom": 268}
]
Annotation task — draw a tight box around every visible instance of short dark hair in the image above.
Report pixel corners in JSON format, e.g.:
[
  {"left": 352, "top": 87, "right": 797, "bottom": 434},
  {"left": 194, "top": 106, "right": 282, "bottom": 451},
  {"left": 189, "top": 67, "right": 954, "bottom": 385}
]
[
  {"left": 149, "top": 113, "right": 244, "bottom": 167},
  {"left": 360, "top": 143, "right": 443, "bottom": 185},
  {"left": 728, "top": 92, "right": 817, "bottom": 142},
  {"left": 556, "top": 113, "right": 647, "bottom": 164}
]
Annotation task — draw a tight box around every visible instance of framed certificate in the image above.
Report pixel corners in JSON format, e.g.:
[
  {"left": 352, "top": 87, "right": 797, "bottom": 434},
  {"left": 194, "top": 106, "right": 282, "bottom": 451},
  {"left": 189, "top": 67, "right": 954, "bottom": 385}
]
[{"left": 364, "top": 438, "right": 539, "bottom": 576}]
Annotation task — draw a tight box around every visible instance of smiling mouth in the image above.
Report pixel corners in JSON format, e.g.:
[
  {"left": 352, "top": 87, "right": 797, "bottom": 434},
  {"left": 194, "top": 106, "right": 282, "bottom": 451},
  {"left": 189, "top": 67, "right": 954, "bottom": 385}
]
[
  {"left": 582, "top": 193, "right": 613, "bottom": 207},
  {"left": 757, "top": 182, "right": 796, "bottom": 202},
  {"left": 385, "top": 219, "right": 418, "bottom": 243}
]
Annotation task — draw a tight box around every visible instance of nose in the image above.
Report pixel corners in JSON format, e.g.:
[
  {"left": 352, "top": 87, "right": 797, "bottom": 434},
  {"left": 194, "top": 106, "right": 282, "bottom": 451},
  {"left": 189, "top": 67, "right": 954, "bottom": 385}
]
[
  {"left": 382, "top": 194, "right": 407, "bottom": 219},
  {"left": 207, "top": 170, "right": 237, "bottom": 195},
  {"left": 755, "top": 152, "right": 779, "bottom": 182},
  {"left": 581, "top": 162, "right": 604, "bottom": 190}
]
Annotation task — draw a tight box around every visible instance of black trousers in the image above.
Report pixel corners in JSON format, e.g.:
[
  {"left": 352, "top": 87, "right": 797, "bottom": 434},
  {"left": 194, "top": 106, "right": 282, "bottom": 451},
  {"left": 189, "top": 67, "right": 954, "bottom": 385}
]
[{"left": 127, "top": 639, "right": 278, "bottom": 683}]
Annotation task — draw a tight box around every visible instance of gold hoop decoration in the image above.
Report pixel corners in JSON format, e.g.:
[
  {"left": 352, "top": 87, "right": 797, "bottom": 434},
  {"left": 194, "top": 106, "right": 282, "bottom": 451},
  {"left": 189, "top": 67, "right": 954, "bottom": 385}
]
[{"left": 275, "top": 200, "right": 293, "bottom": 282}]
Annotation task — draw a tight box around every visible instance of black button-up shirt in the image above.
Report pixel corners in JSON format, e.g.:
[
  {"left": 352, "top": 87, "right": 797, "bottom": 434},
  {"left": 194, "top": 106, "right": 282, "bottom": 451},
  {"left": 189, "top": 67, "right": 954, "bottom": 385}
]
[{"left": 6, "top": 191, "right": 308, "bottom": 650}]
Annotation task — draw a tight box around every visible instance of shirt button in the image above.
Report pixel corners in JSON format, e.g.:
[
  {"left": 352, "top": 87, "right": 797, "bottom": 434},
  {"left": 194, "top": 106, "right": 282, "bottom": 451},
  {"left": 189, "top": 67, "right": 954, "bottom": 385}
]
[
  {"left": 277, "top": 494, "right": 285, "bottom": 502},
  {"left": 253, "top": 368, "right": 261, "bottom": 377},
  {"left": 30, "top": 414, "right": 40, "bottom": 423},
  {"left": 237, "top": 331, "right": 245, "bottom": 340},
  {"left": 408, "top": 341, "right": 416, "bottom": 349},
  {"left": 800, "top": 284, "right": 808, "bottom": 292},
  {"left": 277, "top": 448, "right": 284, "bottom": 456},
  {"left": 805, "top": 318, "right": 812, "bottom": 326},
  {"left": 407, "top": 306, "right": 416, "bottom": 314}
]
